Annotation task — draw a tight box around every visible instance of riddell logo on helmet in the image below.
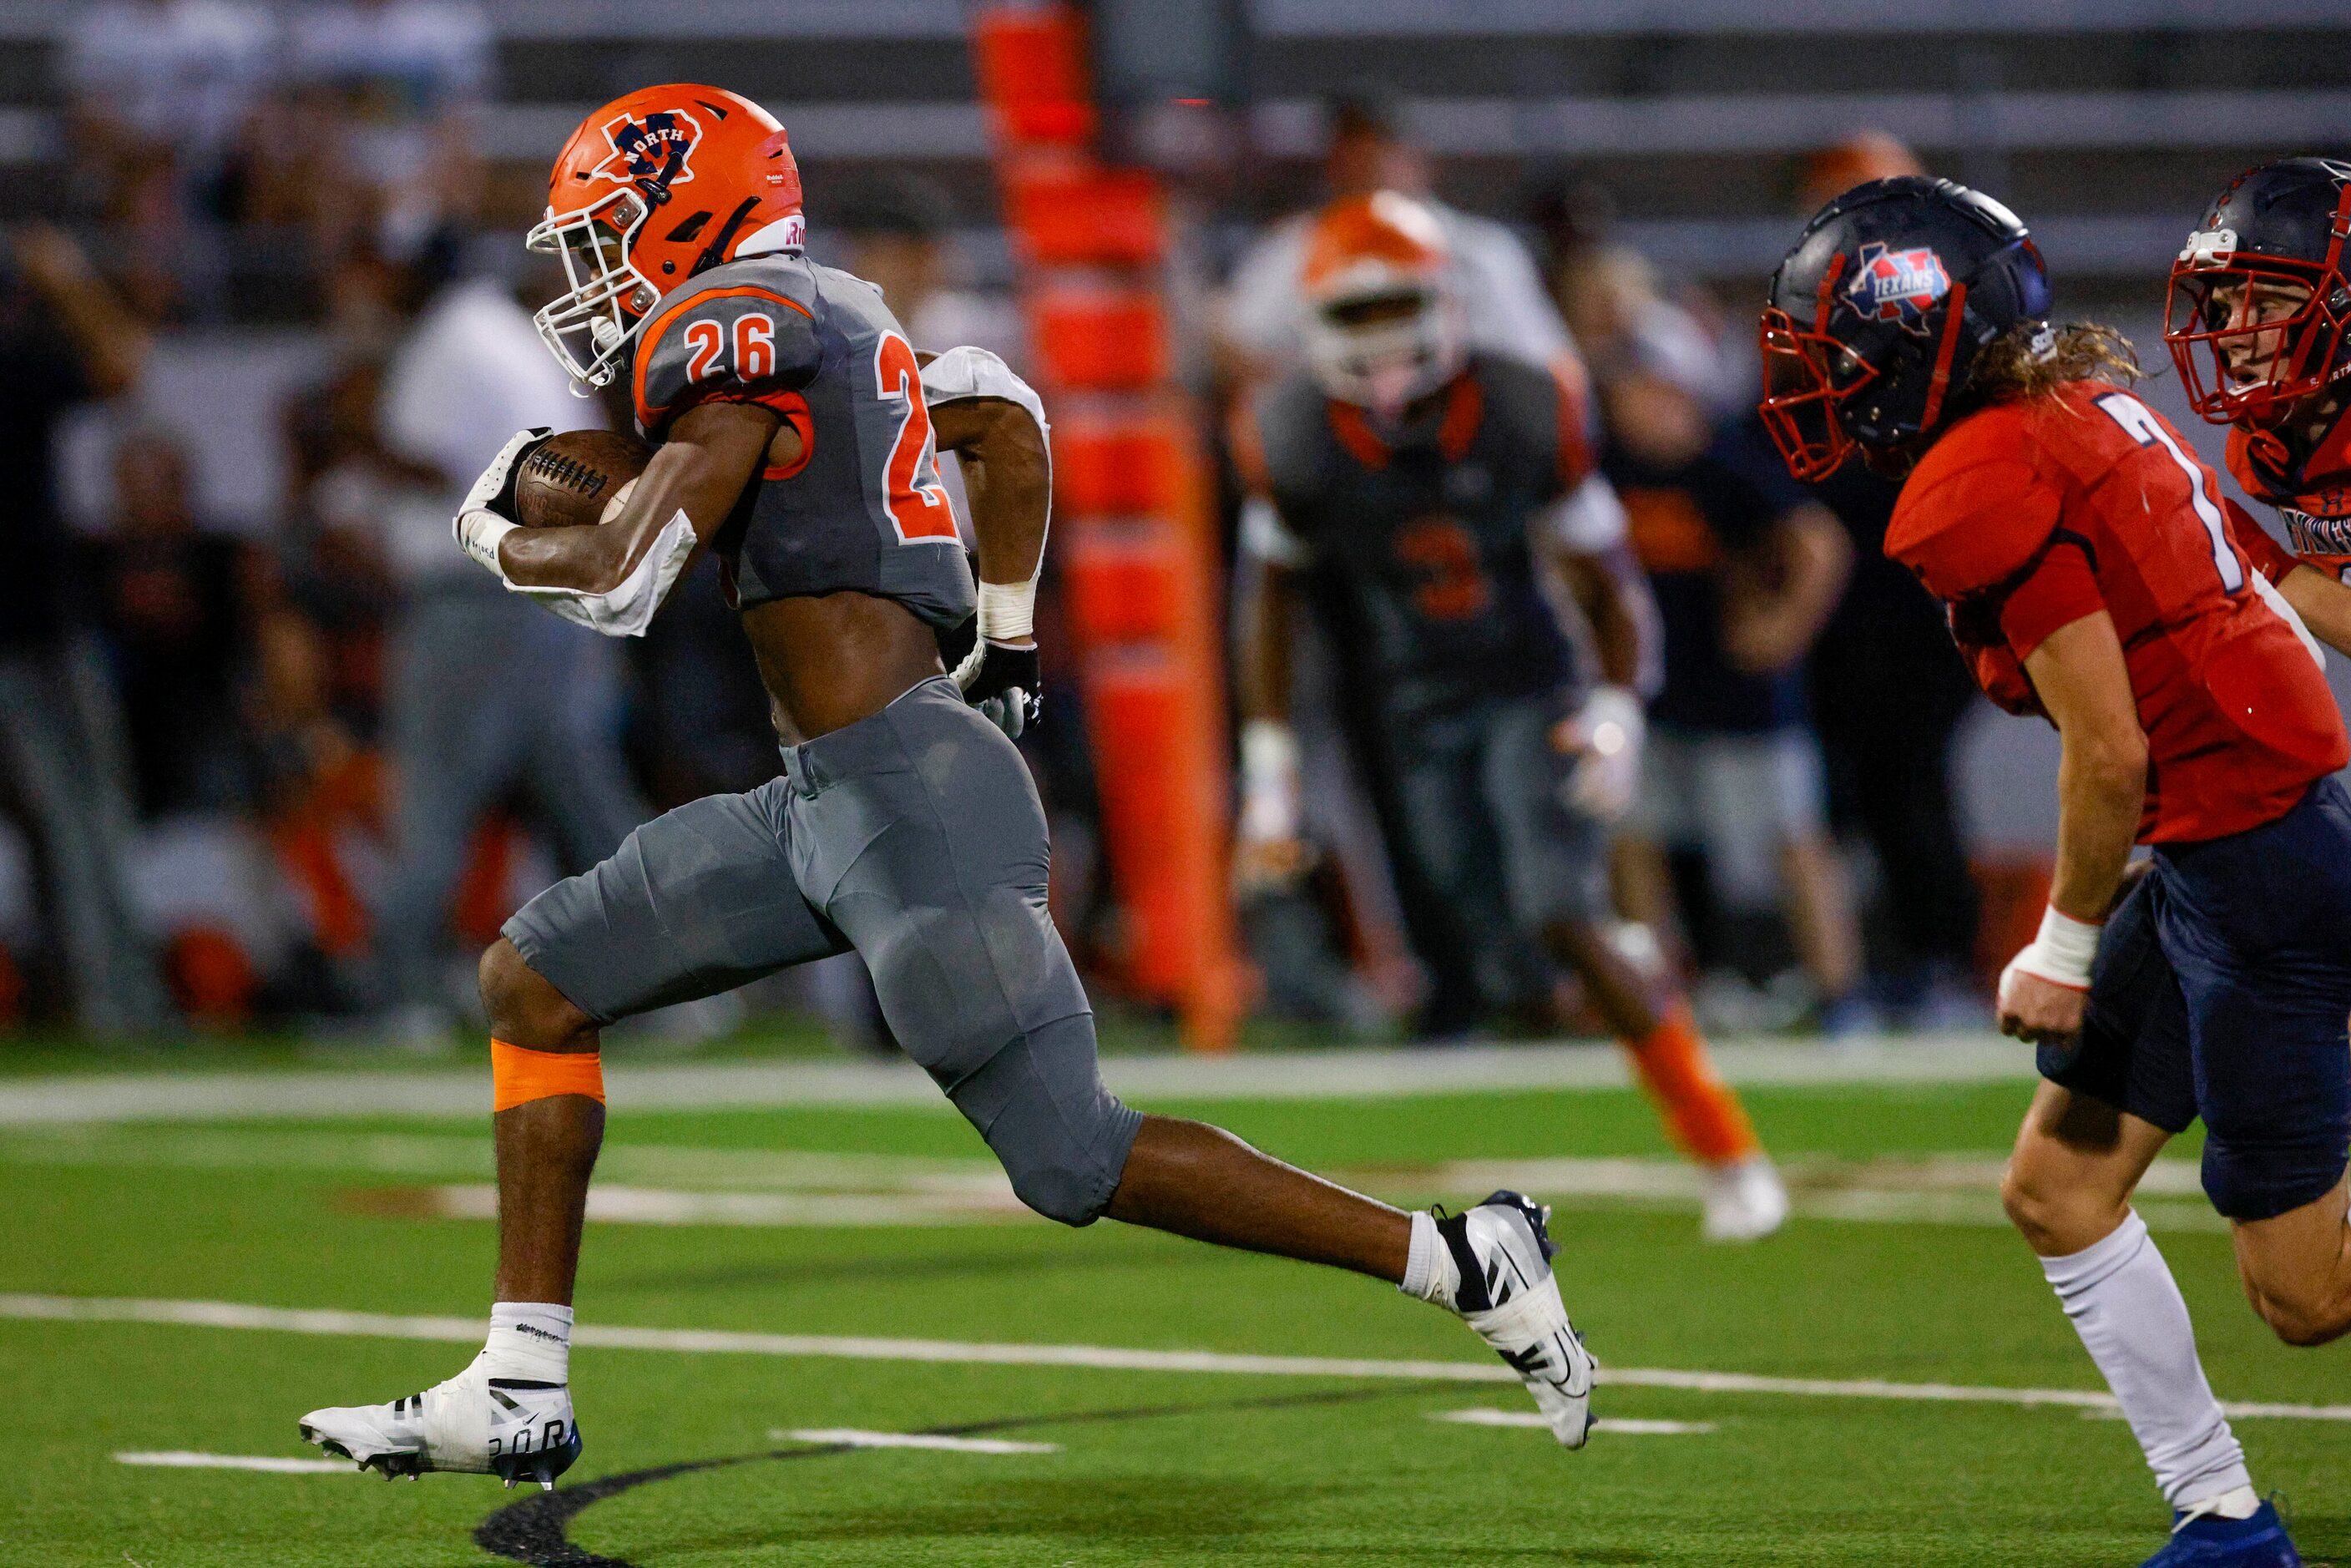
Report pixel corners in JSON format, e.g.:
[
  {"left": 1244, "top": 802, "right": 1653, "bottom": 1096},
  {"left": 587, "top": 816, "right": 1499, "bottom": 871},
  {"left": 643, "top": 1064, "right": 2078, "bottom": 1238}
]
[
  {"left": 590, "top": 107, "right": 700, "bottom": 192},
  {"left": 1844, "top": 242, "right": 1952, "bottom": 328}
]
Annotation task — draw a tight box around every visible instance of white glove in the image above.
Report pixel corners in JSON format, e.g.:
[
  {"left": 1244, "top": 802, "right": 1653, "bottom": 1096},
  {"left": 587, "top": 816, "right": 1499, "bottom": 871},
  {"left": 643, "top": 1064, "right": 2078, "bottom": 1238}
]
[
  {"left": 1997, "top": 903, "right": 2101, "bottom": 1009},
  {"left": 452, "top": 427, "right": 552, "bottom": 580},
  {"left": 1237, "top": 720, "right": 1302, "bottom": 845},
  {"left": 1557, "top": 685, "right": 1645, "bottom": 821}
]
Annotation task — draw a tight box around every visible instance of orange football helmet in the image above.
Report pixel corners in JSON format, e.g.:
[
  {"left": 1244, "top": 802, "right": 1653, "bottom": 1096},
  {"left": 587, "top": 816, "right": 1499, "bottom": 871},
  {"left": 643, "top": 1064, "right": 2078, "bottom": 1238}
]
[
  {"left": 528, "top": 84, "right": 806, "bottom": 388},
  {"left": 1297, "top": 190, "right": 1464, "bottom": 412}
]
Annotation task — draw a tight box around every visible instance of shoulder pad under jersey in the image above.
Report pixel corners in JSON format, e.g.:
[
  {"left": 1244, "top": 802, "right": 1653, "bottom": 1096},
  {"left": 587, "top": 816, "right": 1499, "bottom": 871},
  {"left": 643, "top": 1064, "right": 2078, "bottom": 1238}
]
[
  {"left": 1885, "top": 402, "right": 2064, "bottom": 600},
  {"left": 631, "top": 254, "right": 823, "bottom": 438}
]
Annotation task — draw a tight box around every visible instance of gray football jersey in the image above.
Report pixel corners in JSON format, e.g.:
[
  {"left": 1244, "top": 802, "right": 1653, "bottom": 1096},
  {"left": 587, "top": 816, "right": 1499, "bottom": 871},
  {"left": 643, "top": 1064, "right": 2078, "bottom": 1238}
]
[{"left": 632, "top": 250, "right": 975, "bottom": 627}]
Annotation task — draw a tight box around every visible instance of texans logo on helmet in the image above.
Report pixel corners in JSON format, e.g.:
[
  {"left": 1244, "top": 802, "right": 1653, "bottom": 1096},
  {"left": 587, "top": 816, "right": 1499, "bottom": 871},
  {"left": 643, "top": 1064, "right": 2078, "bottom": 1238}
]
[
  {"left": 1844, "top": 241, "right": 1953, "bottom": 329},
  {"left": 590, "top": 107, "right": 700, "bottom": 192}
]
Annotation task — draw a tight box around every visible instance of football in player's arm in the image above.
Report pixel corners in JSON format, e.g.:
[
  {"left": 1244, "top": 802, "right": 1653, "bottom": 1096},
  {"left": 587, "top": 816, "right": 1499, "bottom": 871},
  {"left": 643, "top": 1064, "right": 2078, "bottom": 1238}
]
[{"left": 452, "top": 341, "right": 1049, "bottom": 736}]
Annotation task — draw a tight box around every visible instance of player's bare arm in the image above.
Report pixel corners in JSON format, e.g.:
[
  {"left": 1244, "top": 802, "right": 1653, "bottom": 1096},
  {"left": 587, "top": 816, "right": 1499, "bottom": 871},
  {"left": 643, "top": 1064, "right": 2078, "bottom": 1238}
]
[
  {"left": 2274, "top": 561, "right": 2351, "bottom": 653},
  {"left": 1721, "top": 501, "right": 1851, "bottom": 675},
  {"left": 930, "top": 394, "right": 1049, "bottom": 616},
  {"left": 923, "top": 346, "right": 1052, "bottom": 735},
  {"left": 1538, "top": 482, "right": 1654, "bottom": 822},
  {"left": 2004, "top": 611, "right": 2146, "bottom": 1044},
  {"left": 1231, "top": 527, "right": 1307, "bottom": 886},
  {"left": 497, "top": 401, "right": 782, "bottom": 596}
]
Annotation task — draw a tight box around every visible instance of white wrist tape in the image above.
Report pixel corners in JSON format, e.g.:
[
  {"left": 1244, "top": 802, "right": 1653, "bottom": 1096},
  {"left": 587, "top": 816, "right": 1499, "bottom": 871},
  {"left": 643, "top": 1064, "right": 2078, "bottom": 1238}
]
[
  {"left": 976, "top": 578, "right": 1037, "bottom": 645},
  {"left": 455, "top": 509, "right": 516, "bottom": 577},
  {"left": 507, "top": 507, "right": 699, "bottom": 640},
  {"left": 2010, "top": 903, "right": 2103, "bottom": 991},
  {"left": 1239, "top": 720, "right": 1302, "bottom": 843}
]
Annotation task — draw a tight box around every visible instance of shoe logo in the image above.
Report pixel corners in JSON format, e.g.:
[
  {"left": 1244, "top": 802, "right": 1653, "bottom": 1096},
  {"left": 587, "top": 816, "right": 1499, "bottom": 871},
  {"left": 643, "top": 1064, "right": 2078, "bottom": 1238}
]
[
  {"left": 1484, "top": 1259, "right": 1512, "bottom": 1307},
  {"left": 1500, "top": 1343, "right": 1555, "bottom": 1380}
]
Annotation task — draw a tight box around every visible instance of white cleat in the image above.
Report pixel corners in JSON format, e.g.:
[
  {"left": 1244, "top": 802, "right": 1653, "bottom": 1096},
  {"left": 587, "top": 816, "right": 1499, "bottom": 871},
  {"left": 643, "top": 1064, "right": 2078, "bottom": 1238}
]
[
  {"left": 299, "top": 1356, "right": 581, "bottom": 1489},
  {"left": 1701, "top": 1154, "right": 1789, "bottom": 1243},
  {"left": 1436, "top": 1191, "right": 1596, "bottom": 1447}
]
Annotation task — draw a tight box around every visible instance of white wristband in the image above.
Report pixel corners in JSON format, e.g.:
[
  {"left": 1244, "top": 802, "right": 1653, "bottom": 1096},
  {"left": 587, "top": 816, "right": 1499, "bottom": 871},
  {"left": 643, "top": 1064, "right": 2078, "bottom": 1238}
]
[
  {"left": 456, "top": 509, "right": 517, "bottom": 578},
  {"left": 976, "top": 577, "right": 1038, "bottom": 645},
  {"left": 2015, "top": 903, "right": 2103, "bottom": 990}
]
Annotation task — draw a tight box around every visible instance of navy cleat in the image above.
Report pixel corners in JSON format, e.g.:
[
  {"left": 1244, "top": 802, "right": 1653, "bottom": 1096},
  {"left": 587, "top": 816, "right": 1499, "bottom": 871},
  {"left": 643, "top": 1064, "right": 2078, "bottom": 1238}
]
[{"left": 2140, "top": 1500, "right": 2303, "bottom": 1568}]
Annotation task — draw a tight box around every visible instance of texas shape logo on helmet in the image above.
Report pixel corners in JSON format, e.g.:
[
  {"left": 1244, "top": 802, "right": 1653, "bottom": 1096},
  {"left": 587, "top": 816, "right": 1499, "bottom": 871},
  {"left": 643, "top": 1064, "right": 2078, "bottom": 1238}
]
[
  {"left": 589, "top": 106, "right": 700, "bottom": 193},
  {"left": 1844, "top": 241, "right": 1953, "bottom": 329}
]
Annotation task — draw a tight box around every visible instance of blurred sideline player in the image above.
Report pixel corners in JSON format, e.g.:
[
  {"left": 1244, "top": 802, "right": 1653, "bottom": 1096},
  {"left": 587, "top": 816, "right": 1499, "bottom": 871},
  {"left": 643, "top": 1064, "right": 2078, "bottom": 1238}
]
[
  {"left": 1236, "top": 192, "right": 1787, "bottom": 1243},
  {"left": 298, "top": 86, "right": 1603, "bottom": 1485},
  {"left": 1762, "top": 175, "right": 2351, "bottom": 1568}
]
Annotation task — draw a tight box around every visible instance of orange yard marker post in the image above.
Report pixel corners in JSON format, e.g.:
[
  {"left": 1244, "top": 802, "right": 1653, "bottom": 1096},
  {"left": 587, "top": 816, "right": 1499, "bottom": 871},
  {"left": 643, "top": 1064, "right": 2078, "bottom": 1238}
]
[{"left": 973, "top": 5, "right": 1245, "bottom": 1050}]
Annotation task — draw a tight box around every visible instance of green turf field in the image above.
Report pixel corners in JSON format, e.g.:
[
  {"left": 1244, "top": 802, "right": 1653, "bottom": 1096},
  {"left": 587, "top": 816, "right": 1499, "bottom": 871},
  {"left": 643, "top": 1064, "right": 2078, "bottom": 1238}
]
[{"left": 2, "top": 1049, "right": 2344, "bottom": 1567}]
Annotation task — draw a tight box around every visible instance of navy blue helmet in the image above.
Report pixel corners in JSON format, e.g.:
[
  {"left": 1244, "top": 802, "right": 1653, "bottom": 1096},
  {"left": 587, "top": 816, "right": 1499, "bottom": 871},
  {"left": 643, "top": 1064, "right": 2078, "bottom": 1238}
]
[
  {"left": 2165, "top": 156, "right": 2351, "bottom": 426},
  {"left": 1757, "top": 175, "right": 2050, "bottom": 478}
]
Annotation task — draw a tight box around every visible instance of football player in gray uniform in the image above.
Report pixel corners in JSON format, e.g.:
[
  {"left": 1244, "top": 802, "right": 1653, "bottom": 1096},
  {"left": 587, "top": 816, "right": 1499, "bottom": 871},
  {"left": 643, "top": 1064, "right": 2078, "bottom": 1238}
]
[
  {"left": 299, "top": 86, "right": 1598, "bottom": 1488},
  {"left": 1233, "top": 193, "right": 1787, "bottom": 1242}
]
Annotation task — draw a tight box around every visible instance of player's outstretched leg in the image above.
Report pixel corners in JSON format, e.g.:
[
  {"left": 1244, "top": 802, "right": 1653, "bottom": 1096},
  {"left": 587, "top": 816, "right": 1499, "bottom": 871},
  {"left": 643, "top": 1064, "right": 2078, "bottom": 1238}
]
[
  {"left": 300, "top": 939, "right": 596, "bottom": 1488},
  {"left": 1545, "top": 917, "right": 1787, "bottom": 1242},
  {"left": 1101, "top": 1118, "right": 1595, "bottom": 1446},
  {"left": 2005, "top": 1085, "right": 2303, "bottom": 1567}
]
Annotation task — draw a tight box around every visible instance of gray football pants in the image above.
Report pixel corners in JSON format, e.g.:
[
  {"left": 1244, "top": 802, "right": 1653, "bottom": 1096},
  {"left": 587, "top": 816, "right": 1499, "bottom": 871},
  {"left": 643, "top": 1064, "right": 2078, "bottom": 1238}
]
[{"left": 504, "top": 675, "right": 1140, "bottom": 1226}]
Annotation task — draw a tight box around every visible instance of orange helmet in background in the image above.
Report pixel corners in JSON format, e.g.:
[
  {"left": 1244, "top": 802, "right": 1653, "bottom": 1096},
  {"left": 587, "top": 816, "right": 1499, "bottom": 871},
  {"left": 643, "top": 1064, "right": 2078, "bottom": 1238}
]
[
  {"left": 1298, "top": 190, "right": 1464, "bottom": 413},
  {"left": 528, "top": 84, "right": 806, "bottom": 388}
]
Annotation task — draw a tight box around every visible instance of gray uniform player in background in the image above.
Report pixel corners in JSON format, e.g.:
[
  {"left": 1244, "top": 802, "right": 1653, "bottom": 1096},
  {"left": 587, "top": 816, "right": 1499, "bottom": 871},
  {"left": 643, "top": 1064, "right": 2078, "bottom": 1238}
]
[
  {"left": 300, "top": 86, "right": 1601, "bottom": 1489},
  {"left": 1233, "top": 192, "right": 1787, "bottom": 1241}
]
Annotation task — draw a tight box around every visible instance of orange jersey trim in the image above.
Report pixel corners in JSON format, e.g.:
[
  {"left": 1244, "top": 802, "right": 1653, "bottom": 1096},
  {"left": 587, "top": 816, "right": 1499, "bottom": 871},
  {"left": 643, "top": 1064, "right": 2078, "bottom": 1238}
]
[
  {"left": 1549, "top": 352, "right": 1595, "bottom": 488},
  {"left": 491, "top": 1039, "right": 605, "bottom": 1112},
  {"left": 632, "top": 284, "right": 815, "bottom": 430},
  {"left": 1437, "top": 375, "right": 1484, "bottom": 463},
  {"left": 1228, "top": 397, "right": 1273, "bottom": 494}
]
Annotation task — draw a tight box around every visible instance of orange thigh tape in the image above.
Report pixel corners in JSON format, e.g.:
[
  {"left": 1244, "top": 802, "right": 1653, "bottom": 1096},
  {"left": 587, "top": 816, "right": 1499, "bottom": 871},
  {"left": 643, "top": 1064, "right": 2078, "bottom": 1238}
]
[{"left": 491, "top": 1039, "right": 605, "bottom": 1112}]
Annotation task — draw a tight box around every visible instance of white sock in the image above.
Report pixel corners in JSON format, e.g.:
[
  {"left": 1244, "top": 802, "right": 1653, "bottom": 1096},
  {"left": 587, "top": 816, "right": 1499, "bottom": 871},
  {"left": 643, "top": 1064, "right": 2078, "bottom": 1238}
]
[
  {"left": 2040, "top": 1211, "right": 2251, "bottom": 1512},
  {"left": 1400, "top": 1211, "right": 1459, "bottom": 1306},
  {"left": 479, "top": 1302, "right": 574, "bottom": 1384}
]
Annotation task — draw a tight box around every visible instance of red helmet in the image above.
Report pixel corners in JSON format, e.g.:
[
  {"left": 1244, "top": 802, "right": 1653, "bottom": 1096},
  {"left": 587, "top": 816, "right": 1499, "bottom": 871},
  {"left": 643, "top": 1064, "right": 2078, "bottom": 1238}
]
[{"left": 528, "top": 84, "right": 805, "bottom": 388}]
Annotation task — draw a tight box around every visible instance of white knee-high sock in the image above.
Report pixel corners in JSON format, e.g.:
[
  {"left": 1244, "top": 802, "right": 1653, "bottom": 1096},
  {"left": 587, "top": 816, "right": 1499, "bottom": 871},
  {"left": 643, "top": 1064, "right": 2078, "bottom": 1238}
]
[{"left": 2040, "top": 1210, "right": 2252, "bottom": 1512}]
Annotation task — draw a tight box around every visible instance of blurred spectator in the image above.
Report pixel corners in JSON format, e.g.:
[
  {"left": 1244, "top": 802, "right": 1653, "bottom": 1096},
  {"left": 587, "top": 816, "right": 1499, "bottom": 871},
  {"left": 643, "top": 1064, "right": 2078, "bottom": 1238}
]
[
  {"left": 336, "top": 243, "right": 647, "bottom": 1041},
  {"left": 1599, "top": 315, "right": 1863, "bottom": 1029},
  {"left": 286, "top": 0, "right": 490, "bottom": 256},
  {"left": 61, "top": 0, "right": 278, "bottom": 213},
  {"left": 1797, "top": 131, "right": 1926, "bottom": 215},
  {"left": 0, "top": 225, "right": 174, "bottom": 1034},
  {"left": 80, "top": 430, "right": 260, "bottom": 817},
  {"left": 1792, "top": 134, "right": 1984, "bottom": 1025},
  {"left": 1217, "top": 84, "right": 1571, "bottom": 380},
  {"left": 832, "top": 173, "right": 1023, "bottom": 363}
]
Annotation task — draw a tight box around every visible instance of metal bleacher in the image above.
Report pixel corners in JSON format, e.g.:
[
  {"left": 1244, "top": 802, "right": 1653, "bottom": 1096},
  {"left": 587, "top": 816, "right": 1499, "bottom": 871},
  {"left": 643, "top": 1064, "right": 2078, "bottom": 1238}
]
[{"left": 3, "top": 0, "right": 2345, "bottom": 294}]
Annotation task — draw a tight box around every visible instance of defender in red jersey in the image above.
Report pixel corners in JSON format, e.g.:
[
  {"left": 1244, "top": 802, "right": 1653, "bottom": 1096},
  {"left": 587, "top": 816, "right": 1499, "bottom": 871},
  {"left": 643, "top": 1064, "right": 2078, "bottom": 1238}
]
[{"left": 1764, "top": 176, "right": 2349, "bottom": 1568}]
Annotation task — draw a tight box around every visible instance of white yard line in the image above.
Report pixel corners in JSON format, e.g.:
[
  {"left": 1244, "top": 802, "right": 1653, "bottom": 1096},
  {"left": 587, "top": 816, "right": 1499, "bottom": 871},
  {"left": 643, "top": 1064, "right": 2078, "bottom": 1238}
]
[
  {"left": 114, "top": 1451, "right": 353, "bottom": 1474},
  {"left": 1433, "top": 1411, "right": 1717, "bottom": 1434},
  {"left": 10, "top": 1293, "right": 2347, "bottom": 1424},
  {"left": 0, "top": 1035, "right": 2030, "bottom": 1126},
  {"left": 771, "top": 1428, "right": 1057, "bottom": 1454},
  {"left": 2, "top": 1131, "right": 2226, "bottom": 1234}
]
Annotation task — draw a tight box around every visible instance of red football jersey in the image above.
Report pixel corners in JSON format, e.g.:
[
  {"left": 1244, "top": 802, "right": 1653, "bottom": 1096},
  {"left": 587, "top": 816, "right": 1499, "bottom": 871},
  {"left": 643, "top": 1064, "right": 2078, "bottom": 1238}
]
[
  {"left": 2227, "top": 409, "right": 2351, "bottom": 580},
  {"left": 1887, "top": 380, "right": 2347, "bottom": 844}
]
